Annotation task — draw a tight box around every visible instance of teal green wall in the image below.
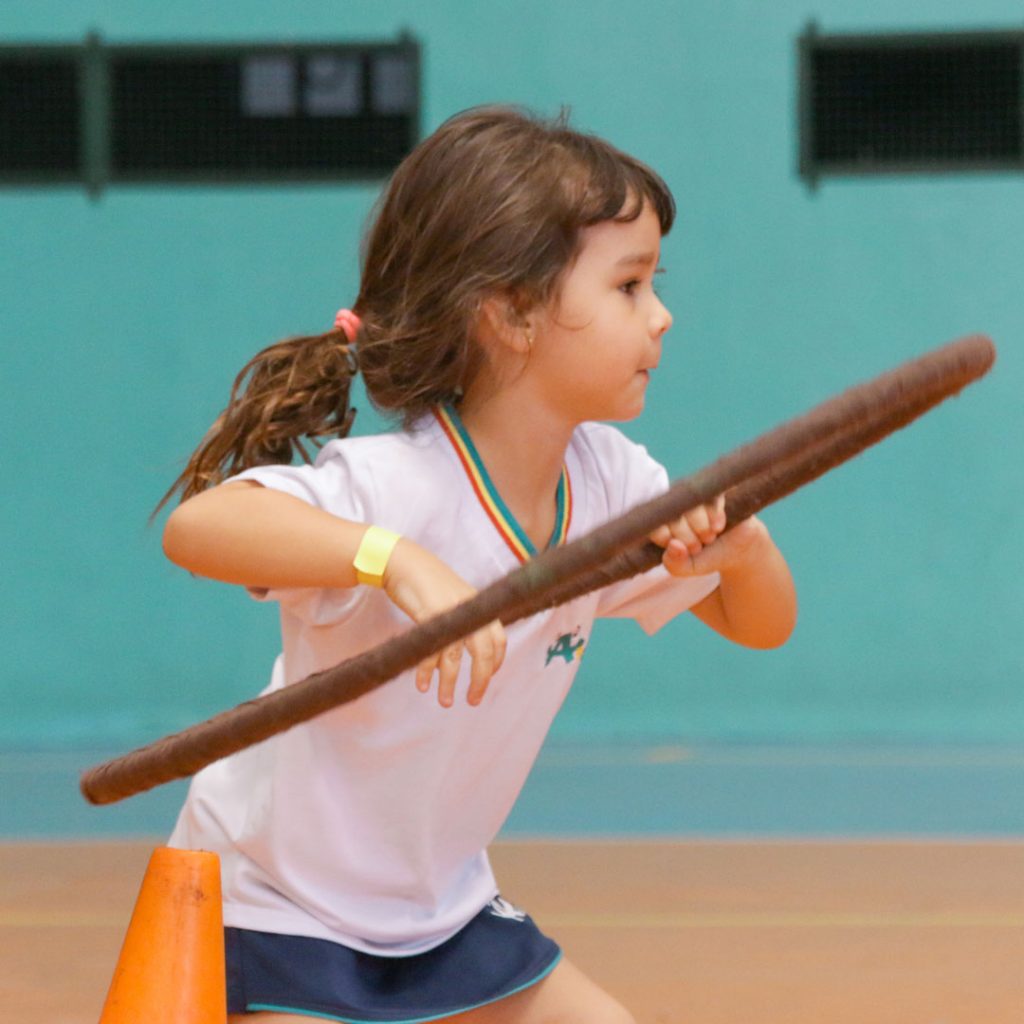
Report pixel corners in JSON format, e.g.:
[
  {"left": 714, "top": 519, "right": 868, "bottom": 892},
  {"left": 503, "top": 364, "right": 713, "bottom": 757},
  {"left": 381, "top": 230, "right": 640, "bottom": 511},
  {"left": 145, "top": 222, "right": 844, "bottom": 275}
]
[{"left": 3, "top": 1, "right": 1022, "bottom": 749}]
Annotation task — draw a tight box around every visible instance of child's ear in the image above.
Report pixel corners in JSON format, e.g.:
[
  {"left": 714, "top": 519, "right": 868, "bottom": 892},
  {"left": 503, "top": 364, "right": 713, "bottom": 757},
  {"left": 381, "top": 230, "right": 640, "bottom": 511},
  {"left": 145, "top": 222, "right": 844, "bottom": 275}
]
[{"left": 478, "top": 294, "right": 532, "bottom": 355}]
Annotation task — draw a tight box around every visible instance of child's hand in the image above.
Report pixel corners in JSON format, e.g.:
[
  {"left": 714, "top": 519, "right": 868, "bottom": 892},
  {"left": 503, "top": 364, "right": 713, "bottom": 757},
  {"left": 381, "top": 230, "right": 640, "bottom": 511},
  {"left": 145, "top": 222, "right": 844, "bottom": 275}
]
[
  {"left": 650, "top": 494, "right": 728, "bottom": 574},
  {"left": 651, "top": 497, "right": 778, "bottom": 580},
  {"left": 653, "top": 501, "right": 797, "bottom": 648},
  {"left": 383, "top": 540, "right": 506, "bottom": 708}
]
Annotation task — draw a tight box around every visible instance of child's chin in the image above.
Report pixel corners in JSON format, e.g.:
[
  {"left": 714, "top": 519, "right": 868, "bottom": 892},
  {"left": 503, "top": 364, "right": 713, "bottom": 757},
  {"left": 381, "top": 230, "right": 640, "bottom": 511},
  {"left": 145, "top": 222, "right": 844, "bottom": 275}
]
[{"left": 608, "top": 402, "right": 644, "bottom": 423}]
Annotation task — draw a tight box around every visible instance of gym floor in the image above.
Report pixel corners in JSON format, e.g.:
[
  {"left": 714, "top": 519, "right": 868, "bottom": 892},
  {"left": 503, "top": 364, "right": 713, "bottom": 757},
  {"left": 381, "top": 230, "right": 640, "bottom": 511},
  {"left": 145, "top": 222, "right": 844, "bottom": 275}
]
[{"left": 3, "top": 742, "right": 1023, "bottom": 1023}]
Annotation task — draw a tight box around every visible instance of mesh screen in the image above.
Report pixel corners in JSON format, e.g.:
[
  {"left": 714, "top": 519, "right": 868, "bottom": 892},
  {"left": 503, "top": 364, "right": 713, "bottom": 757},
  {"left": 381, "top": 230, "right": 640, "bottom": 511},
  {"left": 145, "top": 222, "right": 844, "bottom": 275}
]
[
  {"left": 110, "top": 49, "right": 416, "bottom": 177},
  {"left": 811, "top": 41, "right": 1022, "bottom": 168},
  {"left": 0, "top": 54, "right": 79, "bottom": 175}
]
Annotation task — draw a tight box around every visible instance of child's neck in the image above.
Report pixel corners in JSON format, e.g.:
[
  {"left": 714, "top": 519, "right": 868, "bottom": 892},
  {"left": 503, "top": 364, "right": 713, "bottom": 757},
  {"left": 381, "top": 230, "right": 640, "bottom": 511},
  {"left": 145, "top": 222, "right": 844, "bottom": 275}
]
[{"left": 457, "top": 389, "right": 575, "bottom": 552}]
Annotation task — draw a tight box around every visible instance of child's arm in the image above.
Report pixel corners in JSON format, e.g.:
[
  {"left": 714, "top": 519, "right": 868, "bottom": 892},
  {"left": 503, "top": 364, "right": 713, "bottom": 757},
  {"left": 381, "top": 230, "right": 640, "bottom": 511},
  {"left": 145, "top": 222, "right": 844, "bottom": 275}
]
[
  {"left": 650, "top": 499, "right": 797, "bottom": 649},
  {"left": 163, "top": 480, "right": 506, "bottom": 706}
]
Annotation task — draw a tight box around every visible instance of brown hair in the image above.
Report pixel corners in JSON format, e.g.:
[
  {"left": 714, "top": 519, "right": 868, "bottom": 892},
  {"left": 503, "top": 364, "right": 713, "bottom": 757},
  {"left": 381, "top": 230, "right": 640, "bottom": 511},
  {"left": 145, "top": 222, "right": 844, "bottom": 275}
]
[{"left": 158, "top": 105, "right": 675, "bottom": 509}]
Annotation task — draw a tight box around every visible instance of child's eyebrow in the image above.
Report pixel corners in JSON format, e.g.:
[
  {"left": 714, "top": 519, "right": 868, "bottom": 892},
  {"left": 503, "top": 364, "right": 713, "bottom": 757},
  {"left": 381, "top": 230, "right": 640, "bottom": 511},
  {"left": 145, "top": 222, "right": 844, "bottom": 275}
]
[{"left": 615, "top": 251, "right": 658, "bottom": 267}]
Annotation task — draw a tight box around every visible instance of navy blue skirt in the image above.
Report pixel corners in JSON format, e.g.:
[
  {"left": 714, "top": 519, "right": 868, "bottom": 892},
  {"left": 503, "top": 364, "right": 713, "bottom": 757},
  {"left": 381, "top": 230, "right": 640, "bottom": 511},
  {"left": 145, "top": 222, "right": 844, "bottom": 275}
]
[{"left": 226, "top": 896, "right": 562, "bottom": 1022}]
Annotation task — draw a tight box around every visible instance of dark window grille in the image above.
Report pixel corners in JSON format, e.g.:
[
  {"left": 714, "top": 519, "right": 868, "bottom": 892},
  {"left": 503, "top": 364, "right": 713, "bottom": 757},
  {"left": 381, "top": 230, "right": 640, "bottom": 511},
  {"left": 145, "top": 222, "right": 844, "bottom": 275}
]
[
  {"left": 0, "top": 33, "right": 419, "bottom": 194},
  {"left": 111, "top": 48, "right": 416, "bottom": 178},
  {"left": 0, "top": 50, "right": 80, "bottom": 179},
  {"left": 799, "top": 25, "right": 1024, "bottom": 184}
]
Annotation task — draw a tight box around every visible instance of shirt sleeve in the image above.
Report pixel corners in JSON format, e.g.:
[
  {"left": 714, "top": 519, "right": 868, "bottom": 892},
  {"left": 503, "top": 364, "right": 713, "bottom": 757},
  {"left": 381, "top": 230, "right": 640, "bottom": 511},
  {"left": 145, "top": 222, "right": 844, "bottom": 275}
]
[
  {"left": 229, "top": 443, "right": 371, "bottom": 626},
  {"left": 596, "top": 564, "right": 720, "bottom": 635},
  {"left": 581, "top": 425, "right": 720, "bottom": 635}
]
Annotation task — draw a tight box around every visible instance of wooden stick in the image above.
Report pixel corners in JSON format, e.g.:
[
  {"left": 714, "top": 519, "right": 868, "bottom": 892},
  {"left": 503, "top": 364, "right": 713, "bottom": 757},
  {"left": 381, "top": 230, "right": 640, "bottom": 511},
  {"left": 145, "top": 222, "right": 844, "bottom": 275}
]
[
  {"left": 80, "top": 335, "right": 995, "bottom": 805},
  {"left": 518, "top": 347, "right": 983, "bottom": 614}
]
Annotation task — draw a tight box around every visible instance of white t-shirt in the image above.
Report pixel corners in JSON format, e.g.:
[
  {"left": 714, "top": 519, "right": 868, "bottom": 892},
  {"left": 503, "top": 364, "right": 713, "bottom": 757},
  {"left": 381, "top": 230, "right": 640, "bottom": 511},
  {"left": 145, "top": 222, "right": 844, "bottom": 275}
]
[{"left": 169, "top": 410, "right": 719, "bottom": 955}]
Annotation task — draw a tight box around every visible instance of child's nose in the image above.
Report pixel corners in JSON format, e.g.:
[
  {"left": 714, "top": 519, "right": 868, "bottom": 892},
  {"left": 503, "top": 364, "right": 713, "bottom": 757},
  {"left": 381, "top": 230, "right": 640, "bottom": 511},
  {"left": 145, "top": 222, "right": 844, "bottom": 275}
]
[{"left": 651, "top": 296, "right": 673, "bottom": 337}]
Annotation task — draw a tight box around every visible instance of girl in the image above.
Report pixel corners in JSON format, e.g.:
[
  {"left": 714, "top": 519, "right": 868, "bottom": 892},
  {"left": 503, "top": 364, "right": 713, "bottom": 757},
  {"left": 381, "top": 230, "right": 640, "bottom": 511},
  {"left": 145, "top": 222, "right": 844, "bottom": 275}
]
[{"left": 161, "top": 105, "right": 796, "bottom": 1024}]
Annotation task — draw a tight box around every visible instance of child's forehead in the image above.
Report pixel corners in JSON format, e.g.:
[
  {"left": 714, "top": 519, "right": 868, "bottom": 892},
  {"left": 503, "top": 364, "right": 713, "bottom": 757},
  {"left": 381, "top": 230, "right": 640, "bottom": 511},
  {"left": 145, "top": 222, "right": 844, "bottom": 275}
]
[{"left": 575, "top": 206, "right": 663, "bottom": 265}]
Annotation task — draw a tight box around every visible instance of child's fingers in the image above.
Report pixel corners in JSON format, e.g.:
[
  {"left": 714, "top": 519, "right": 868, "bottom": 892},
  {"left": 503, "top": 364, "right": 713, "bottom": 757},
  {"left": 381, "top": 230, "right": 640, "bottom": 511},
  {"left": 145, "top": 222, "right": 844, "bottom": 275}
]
[
  {"left": 671, "top": 517, "right": 702, "bottom": 554},
  {"left": 466, "top": 620, "right": 507, "bottom": 706},
  {"left": 416, "top": 656, "right": 438, "bottom": 694},
  {"left": 436, "top": 643, "right": 464, "bottom": 708},
  {"left": 416, "top": 621, "right": 506, "bottom": 708},
  {"left": 687, "top": 504, "right": 723, "bottom": 545},
  {"left": 662, "top": 537, "right": 695, "bottom": 573},
  {"left": 650, "top": 524, "right": 672, "bottom": 547},
  {"left": 415, "top": 645, "right": 462, "bottom": 706},
  {"left": 493, "top": 622, "right": 507, "bottom": 672},
  {"left": 713, "top": 493, "right": 727, "bottom": 531},
  {"left": 687, "top": 505, "right": 710, "bottom": 537},
  {"left": 657, "top": 497, "right": 728, "bottom": 553},
  {"left": 466, "top": 644, "right": 493, "bottom": 706}
]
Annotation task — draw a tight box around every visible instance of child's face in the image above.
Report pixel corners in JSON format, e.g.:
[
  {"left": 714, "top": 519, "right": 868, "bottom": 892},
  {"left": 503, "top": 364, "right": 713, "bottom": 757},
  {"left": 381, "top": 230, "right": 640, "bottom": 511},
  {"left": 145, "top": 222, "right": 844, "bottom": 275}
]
[{"left": 530, "top": 202, "right": 672, "bottom": 425}]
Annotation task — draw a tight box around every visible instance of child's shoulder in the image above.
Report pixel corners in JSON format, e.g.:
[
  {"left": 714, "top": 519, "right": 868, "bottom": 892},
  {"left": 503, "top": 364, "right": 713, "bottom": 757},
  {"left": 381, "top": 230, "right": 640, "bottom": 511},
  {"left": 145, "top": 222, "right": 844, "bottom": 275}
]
[
  {"left": 288, "top": 419, "right": 452, "bottom": 526},
  {"left": 569, "top": 420, "right": 659, "bottom": 470},
  {"left": 569, "top": 421, "right": 669, "bottom": 512},
  {"left": 313, "top": 417, "right": 451, "bottom": 479}
]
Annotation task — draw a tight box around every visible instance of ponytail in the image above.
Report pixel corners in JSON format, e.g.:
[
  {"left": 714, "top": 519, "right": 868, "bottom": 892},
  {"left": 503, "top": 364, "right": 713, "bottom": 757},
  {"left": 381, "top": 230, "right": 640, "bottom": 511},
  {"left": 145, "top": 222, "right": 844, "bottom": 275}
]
[{"left": 155, "top": 329, "right": 358, "bottom": 514}]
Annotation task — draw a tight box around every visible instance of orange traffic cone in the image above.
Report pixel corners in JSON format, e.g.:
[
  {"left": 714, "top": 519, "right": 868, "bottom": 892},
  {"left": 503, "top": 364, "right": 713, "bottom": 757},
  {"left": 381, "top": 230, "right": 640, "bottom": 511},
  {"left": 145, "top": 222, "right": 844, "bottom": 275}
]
[{"left": 98, "top": 846, "right": 226, "bottom": 1023}]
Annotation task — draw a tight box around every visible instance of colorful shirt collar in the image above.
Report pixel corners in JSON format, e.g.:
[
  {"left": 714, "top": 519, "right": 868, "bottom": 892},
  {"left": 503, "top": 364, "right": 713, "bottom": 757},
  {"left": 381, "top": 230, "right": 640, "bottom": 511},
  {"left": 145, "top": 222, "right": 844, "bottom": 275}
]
[{"left": 435, "top": 403, "right": 572, "bottom": 563}]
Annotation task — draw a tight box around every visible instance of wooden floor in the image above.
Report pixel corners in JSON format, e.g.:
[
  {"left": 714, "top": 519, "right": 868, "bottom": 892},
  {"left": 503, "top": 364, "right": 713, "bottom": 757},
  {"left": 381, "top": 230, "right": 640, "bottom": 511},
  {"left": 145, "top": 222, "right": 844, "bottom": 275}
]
[{"left": 3, "top": 838, "right": 1023, "bottom": 1023}]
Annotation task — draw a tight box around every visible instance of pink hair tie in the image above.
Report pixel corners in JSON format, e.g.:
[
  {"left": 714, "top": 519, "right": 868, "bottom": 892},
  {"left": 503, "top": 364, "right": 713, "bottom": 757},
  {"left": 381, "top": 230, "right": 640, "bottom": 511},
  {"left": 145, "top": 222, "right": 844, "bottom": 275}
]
[{"left": 334, "top": 308, "right": 362, "bottom": 342}]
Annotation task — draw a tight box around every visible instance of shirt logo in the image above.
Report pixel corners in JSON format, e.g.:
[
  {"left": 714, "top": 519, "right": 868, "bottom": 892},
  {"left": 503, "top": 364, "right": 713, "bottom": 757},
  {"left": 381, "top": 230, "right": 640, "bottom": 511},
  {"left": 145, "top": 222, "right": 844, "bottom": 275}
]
[
  {"left": 546, "top": 627, "right": 586, "bottom": 666},
  {"left": 488, "top": 896, "right": 527, "bottom": 922}
]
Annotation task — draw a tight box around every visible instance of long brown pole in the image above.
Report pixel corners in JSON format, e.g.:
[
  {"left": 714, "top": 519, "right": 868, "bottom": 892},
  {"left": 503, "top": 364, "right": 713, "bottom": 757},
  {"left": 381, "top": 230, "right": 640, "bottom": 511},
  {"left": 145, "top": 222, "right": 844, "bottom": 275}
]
[
  {"left": 518, "top": 342, "right": 990, "bottom": 615},
  {"left": 80, "top": 334, "right": 995, "bottom": 805}
]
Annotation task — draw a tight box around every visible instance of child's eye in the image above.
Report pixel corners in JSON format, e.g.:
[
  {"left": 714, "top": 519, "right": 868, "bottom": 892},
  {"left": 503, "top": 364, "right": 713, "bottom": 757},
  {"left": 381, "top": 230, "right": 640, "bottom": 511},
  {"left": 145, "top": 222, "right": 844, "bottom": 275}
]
[{"left": 621, "top": 267, "right": 666, "bottom": 298}]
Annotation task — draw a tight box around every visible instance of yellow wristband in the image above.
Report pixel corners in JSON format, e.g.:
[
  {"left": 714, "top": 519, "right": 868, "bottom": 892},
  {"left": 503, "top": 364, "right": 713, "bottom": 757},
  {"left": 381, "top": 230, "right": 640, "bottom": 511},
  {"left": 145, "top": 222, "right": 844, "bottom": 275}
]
[{"left": 353, "top": 526, "right": 402, "bottom": 587}]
